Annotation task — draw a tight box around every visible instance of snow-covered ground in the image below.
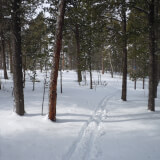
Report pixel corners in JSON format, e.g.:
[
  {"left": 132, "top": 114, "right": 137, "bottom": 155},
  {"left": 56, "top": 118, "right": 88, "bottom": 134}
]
[{"left": 0, "top": 70, "right": 160, "bottom": 160}]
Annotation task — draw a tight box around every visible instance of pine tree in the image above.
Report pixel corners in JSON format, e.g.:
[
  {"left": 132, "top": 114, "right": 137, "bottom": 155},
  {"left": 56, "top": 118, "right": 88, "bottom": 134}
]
[
  {"left": 12, "top": 0, "right": 25, "bottom": 115},
  {"left": 48, "top": 0, "right": 66, "bottom": 121},
  {"left": 121, "top": 0, "right": 128, "bottom": 101},
  {"left": 0, "top": 0, "right": 9, "bottom": 79}
]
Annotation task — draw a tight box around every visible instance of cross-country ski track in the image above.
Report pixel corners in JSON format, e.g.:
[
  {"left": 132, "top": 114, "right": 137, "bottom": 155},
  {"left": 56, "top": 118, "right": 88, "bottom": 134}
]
[{"left": 63, "top": 89, "right": 119, "bottom": 160}]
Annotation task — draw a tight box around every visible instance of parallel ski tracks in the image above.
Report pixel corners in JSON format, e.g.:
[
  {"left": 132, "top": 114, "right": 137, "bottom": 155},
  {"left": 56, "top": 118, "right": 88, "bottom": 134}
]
[{"left": 63, "top": 91, "right": 117, "bottom": 160}]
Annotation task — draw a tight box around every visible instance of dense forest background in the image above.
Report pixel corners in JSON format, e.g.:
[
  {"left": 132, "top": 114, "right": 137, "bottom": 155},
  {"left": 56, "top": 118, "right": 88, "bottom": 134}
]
[{"left": 0, "top": 0, "right": 160, "bottom": 121}]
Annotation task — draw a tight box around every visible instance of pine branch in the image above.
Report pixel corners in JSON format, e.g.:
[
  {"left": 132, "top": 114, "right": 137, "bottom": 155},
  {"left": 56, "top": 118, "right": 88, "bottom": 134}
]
[{"left": 103, "top": 16, "right": 122, "bottom": 23}]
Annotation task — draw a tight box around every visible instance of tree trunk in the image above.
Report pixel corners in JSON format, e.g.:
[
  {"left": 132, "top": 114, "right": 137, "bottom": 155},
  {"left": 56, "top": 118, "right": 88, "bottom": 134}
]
[
  {"left": 134, "top": 58, "right": 136, "bottom": 90},
  {"left": 23, "top": 55, "right": 26, "bottom": 88},
  {"left": 102, "top": 53, "right": 104, "bottom": 74},
  {"left": 1, "top": 31, "right": 8, "bottom": 79},
  {"left": 69, "top": 55, "right": 73, "bottom": 70},
  {"left": 0, "top": 79, "right": 1, "bottom": 90},
  {"left": 75, "top": 24, "right": 82, "bottom": 83},
  {"left": 83, "top": 71, "right": 87, "bottom": 85},
  {"left": 154, "top": 0, "right": 159, "bottom": 98},
  {"left": 121, "top": 0, "right": 127, "bottom": 101},
  {"left": 89, "top": 55, "right": 93, "bottom": 89},
  {"left": 48, "top": 0, "right": 66, "bottom": 121},
  {"left": 32, "top": 59, "right": 37, "bottom": 91},
  {"left": 109, "top": 51, "right": 114, "bottom": 78},
  {"left": 60, "top": 52, "right": 63, "bottom": 94},
  {"left": 32, "top": 71, "right": 36, "bottom": 91},
  {"left": 0, "top": 48, "right": 2, "bottom": 69},
  {"left": 143, "top": 77, "right": 145, "bottom": 89},
  {"left": 0, "top": 3, "right": 3, "bottom": 70},
  {"left": 62, "top": 51, "right": 65, "bottom": 71},
  {"left": 12, "top": 0, "right": 25, "bottom": 115},
  {"left": 148, "top": 0, "right": 155, "bottom": 111},
  {"left": 8, "top": 40, "right": 13, "bottom": 73},
  {"left": 134, "top": 78, "right": 137, "bottom": 90},
  {"left": 60, "top": 68, "right": 62, "bottom": 94}
]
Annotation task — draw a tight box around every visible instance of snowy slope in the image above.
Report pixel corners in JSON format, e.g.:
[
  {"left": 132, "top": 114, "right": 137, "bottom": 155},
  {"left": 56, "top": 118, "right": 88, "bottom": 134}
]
[{"left": 0, "top": 70, "right": 160, "bottom": 160}]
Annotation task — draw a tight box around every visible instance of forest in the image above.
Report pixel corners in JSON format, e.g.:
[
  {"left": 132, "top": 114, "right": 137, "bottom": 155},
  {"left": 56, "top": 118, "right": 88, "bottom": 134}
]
[{"left": 0, "top": 0, "right": 160, "bottom": 160}]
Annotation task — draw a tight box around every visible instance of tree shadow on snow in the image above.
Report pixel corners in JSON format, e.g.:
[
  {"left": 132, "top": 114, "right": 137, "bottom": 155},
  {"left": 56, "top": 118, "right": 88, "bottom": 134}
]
[
  {"left": 56, "top": 113, "right": 90, "bottom": 123},
  {"left": 103, "top": 111, "right": 160, "bottom": 123},
  {"left": 57, "top": 113, "right": 90, "bottom": 117},
  {"left": 56, "top": 118, "right": 88, "bottom": 123},
  {"left": 24, "top": 113, "right": 42, "bottom": 117}
]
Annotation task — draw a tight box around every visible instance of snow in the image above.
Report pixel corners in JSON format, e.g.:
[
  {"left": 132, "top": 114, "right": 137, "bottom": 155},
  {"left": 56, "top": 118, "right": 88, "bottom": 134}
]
[{"left": 0, "top": 70, "right": 160, "bottom": 160}]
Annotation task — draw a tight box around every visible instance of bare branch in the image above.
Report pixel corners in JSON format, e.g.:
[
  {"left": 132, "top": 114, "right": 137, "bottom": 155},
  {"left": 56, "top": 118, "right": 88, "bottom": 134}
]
[{"left": 132, "top": 6, "right": 149, "bottom": 15}]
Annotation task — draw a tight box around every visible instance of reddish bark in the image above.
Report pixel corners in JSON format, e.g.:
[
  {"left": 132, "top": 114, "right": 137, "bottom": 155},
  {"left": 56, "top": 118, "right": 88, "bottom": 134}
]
[{"left": 48, "top": 0, "right": 66, "bottom": 121}]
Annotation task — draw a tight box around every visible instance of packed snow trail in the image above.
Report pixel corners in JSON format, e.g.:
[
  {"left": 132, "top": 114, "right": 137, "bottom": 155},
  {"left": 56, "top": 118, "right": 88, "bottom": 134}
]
[
  {"left": 1, "top": 71, "right": 160, "bottom": 160},
  {"left": 63, "top": 90, "right": 119, "bottom": 160}
]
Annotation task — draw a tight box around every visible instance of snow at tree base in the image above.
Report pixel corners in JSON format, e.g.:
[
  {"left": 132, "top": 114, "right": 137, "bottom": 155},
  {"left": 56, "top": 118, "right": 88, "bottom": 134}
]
[{"left": 0, "top": 70, "right": 160, "bottom": 160}]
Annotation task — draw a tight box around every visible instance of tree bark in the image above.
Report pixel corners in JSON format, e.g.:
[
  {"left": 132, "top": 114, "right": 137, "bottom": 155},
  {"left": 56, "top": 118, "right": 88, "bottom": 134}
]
[
  {"left": 1, "top": 31, "right": 8, "bottom": 79},
  {"left": 0, "top": 48, "right": 2, "bottom": 69},
  {"left": 32, "top": 60, "right": 37, "bottom": 91},
  {"left": 48, "top": 0, "right": 66, "bottom": 121},
  {"left": 154, "top": 0, "right": 159, "bottom": 98},
  {"left": 12, "top": 0, "right": 25, "bottom": 115},
  {"left": 134, "top": 78, "right": 137, "bottom": 90},
  {"left": 89, "top": 55, "right": 93, "bottom": 89},
  {"left": 121, "top": 0, "right": 127, "bottom": 101},
  {"left": 23, "top": 55, "right": 26, "bottom": 88},
  {"left": 8, "top": 40, "right": 13, "bottom": 73},
  {"left": 148, "top": 0, "right": 155, "bottom": 111},
  {"left": 69, "top": 55, "right": 73, "bottom": 70},
  {"left": 102, "top": 52, "right": 104, "bottom": 74},
  {"left": 0, "top": 1, "right": 3, "bottom": 70},
  {"left": 143, "top": 77, "right": 145, "bottom": 89},
  {"left": 134, "top": 58, "right": 136, "bottom": 90},
  {"left": 75, "top": 24, "right": 82, "bottom": 83},
  {"left": 62, "top": 51, "right": 65, "bottom": 71},
  {"left": 0, "top": 79, "right": 1, "bottom": 90},
  {"left": 60, "top": 67, "right": 63, "bottom": 93},
  {"left": 109, "top": 51, "right": 114, "bottom": 78}
]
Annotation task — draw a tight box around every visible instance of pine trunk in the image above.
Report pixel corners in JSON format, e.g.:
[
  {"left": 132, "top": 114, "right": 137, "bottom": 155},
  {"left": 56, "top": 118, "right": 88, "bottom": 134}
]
[
  {"left": 134, "top": 58, "right": 136, "bottom": 90},
  {"left": 148, "top": 0, "right": 155, "bottom": 111},
  {"left": 0, "top": 3, "right": 3, "bottom": 70},
  {"left": 154, "top": 0, "right": 159, "bottom": 98},
  {"left": 89, "top": 56, "right": 93, "bottom": 89},
  {"left": 62, "top": 52, "right": 65, "bottom": 71},
  {"left": 109, "top": 51, "right": 114, "bottom": 78},
  {"left": 143, "top": 78, "right": 145, "bottom": 89},
  {"left": 12, "top": 0, "right": 25, "bottom": 115},
  {"left": 8, "top": 40, "right": 13, "bottom": 73},
  {"left": 134, "top": 78, "right": 137, "bottom": 90},
  {"left": 102, "top": 53, "right": 104, "bottom": 74},
  {"left": 75, "top": 24, "right": 82, "bottom": 83},
  {"left": 0, "top": 49, "right": 2, "bottom": 69},
  {"left": 121, "top": 1, "right": 127, "bottom": 101},
  {"left": 48, "top": 0, "right": 66, "bottom": 121},
  {"left": 1, "top": 31, "right": 8, "bottom": 79},
  {"left": 23, "top": 55, "right": 26, "bottom": 88}
]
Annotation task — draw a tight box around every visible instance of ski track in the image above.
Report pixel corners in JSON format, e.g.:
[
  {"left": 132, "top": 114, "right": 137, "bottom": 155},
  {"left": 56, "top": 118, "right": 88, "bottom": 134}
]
[{"left": 63, "top": 90, "right": 118, "bottom": 160}]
